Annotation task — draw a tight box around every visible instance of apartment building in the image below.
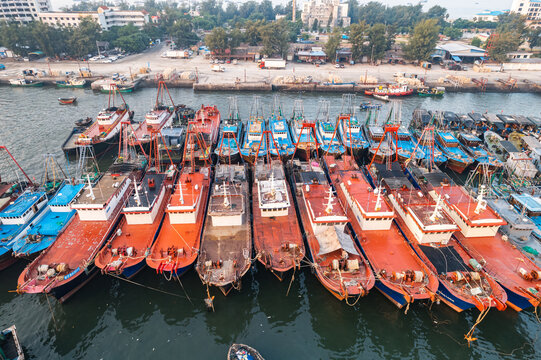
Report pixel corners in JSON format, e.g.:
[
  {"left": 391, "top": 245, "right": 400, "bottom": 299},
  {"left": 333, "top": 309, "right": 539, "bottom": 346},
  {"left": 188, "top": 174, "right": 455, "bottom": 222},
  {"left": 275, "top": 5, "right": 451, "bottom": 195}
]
[
  {"left": 0, "top": 0, "right": 51, "bottom": 23},
  {"left": 38, "top": 6, "right": 149, "bottom": 30},
  {"left": 511, "top": 0, "right": 541, "bottom": 27},
  {"left": 38, "top": 11, "right": 99, "bottom": 27},
  {"left": 301, "top": 0, "right": 350, "bottom": 29}
]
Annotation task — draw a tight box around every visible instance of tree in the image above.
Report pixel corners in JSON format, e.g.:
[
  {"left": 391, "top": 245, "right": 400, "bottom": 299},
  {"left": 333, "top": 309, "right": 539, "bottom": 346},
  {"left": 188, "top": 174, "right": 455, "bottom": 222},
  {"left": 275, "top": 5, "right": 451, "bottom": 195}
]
[
  {"left": 205, "top": 27, "right": 228, "bottom": 54},
  {"left": 404, "top": 19, "right": 440, "bottom": 61},
  {"left": 443, "top": 27, "right": 462, "bottom": 40},
  {"left": 244, "top": 20, "right": 264, "bottom": 45},
  {"left": 325, "top": 29, "right": 341, "bottom": 63},
  {"left": 114, "top": 32, "right": 149, "bottom": 53},
  {"left": 229, "top": 28, "right": 244, "bottom": 49},
  {"left": 68, "top": 17, "right": 102, "bottom": 57},
  {"left": 311, "top": 19, "right": 319, "bottom": 32},
  {"left": 489, "top": 31, "right": 522, "bottom": 62},
  {"left": 471, "top": 37, "right": 482, "bottom": 48},
  {"left": 260, "top": 19, "right": 290, "bottom": 58},
  {"left": 349, "top": 22, "right": 368, "bottom": 62},
  {"left": 169, "top": 19, "right": 199, "bottom": 48},
  {"left": 368, "top": 23, "right": 387, "bottom": 62},
  {"left": 528, "top": 28, "right": 541, "bottom": 50}
]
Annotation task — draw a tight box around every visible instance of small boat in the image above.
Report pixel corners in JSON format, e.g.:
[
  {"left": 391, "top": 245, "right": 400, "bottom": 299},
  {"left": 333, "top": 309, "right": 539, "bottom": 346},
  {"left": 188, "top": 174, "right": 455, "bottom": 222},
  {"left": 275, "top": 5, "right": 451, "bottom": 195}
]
[
  {"left": 423, "top": 175, "right": 541, "bottom": 311},
  {"left": 58, "top": 97, "right": 77, "bottom": 105},
  {"left": 100, "top": 83, "right": 135, "bottom": 93},
  {"left": 17, "top": 147, "right": 144, "bottom": 302},
  {"left": 366, "top": 84, "right": 413, "bottom": 97},
  {"left": 74, "top": 117, "right": 92, "bottom": 127},
  {"left": 373, "top": 94, "right": 389, "bottom": 102},
  {"left": 326, "top": 157, "right": 438, "bottom": 308},
  {"left": 417, "top": 87, "right": 445, "bottom": 97},
  {"left": 252, "top": 159, "right": 304, "bottom": 280},
  {"left": 0, "top": 325, "right": 24, "bottom": 360},
  {"left": 435, "top": 131, "right": 474, "bottom": 174},
  {"left": 56, "top": 78, "right": 87, "bottom": 88},
  {"left": 227, "top": 344, "right": 264, "bottom": 360},
  {"left": 147, "top": 127, "right": 212, "bottom": 277},
  {"left": 359, "top": 102, "right": 382, "bottom": 111},
  {"left": 11, "top": 182, "right": 84, "bottom": 258},
  {"left": 289, "top": 159, "right": 375, "bottom": 301},
  {"left": 215, "top": 98, "right": 242, "bottom": 164},
  {"left": 0, "top": 191, "right": 48, "bottom": 270},
  {"left": 129, "top": 82, "right": 176, "bottom": 147},
  {"left": 9, "top": 78, "right": 43, "bottom": 87},
  {"left": 196, "top": 163, "right": 251, "bottom": 295},
  {"left": 457, "top": 132, "right": 503, "bottom": 172},
  {"left": 315, "top": 100, "right": 345, "bottom": 156}
]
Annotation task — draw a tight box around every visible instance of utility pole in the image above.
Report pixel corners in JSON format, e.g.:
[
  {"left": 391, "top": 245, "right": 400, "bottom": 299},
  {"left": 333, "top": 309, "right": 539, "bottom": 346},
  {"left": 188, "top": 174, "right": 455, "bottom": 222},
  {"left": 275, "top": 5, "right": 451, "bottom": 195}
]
[{"left": 292, "top": 0, "right": 296, "bottom": 22}]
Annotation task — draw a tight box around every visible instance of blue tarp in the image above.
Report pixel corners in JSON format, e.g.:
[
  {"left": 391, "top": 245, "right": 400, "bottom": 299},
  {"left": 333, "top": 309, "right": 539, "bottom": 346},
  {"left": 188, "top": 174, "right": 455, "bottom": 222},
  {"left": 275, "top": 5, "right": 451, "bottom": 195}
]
[{"left": 452, "top": 56, "right": 462, "bottom": 62}]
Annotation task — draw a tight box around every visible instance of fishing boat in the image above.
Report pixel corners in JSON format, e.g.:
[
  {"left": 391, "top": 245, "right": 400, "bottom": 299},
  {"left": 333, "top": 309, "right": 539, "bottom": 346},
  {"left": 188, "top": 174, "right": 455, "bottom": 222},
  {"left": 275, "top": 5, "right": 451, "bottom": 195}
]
[
  {"left": 74, "top": 85, "right": 133, "bottom": 156},
  {"left": 185, "top": 105, "right": 221, "bottom": 163},
  {"left": 435, "top": 131, "right": 474, "bottom": 174},
  {"left": 58, "top": 97, "right": 77, "bottom": 105},
  {"left": 17, "top": 147, "right": 144, "bottom": 302},
  {"left": 9, "top": 78, "right": 43, "bottom": 87},
  {"left": 289, "top": 159, "right": 375, "bottom": 301},
  {"left": 215, "top": 97, "right": 242, "bottom": 164},
  {"left": 417, "top": 87, "right": 445, "bottom": 97},
  {"left": 0, "top": 146, "right": 32, "bottom": 211},
  {"left": 325, "top": 156, "right": 437, "bottom": 308},
  {"left": 289, "top": 100, "right": 318, "bottom": 161},
  {"left": 268, "top": 115, "right": 295, "bottom": 160},
  {"left": 0, "top": 325, "right": 24, "bottom": 360},
  {"left": 457, "top": 133, "right": 503, "bottom": 172},
  {"left": 196, "top": 163, "right": 251, "bottom": 295},
  {"left": 373, "top": 94, "right": 389, "bottom": 102},
  {"left": 100, "top": 82, "right": 135, "bottom": 93},
  {"left": 337, "top": 94, "right": 369, "bottom": 161},
  {"left": 240, "top": 118, "right": 266, "bottom": 164},
  {"left": 56, "top": 78, "right": 87, "bottom": 88},
  {"left": 147, "top": 126, "right": 212, "bottom": 277},
  {"left": 11, "top": 182, "right": 84, "bottom": 258},
  {"left": 488, "top": 197, "right": 540, "bottom": 267},
  {"left": 0, "top": 191, "right": 48, "bottom": 270},
  {"left": 359, "top": 102, "right": 382, "bottom": 111},
  {"left": 158, "top": 126, "right": 186, "bottom": 165},
  {"left": 365, "top": 124, "right": 396, "bottom": 164},
  {"left": 75, "top": 117, "right": 92, "bottom": 127},
  {"left": 130, "top": 82, "right": 176, "bottom": 148},
  {"left": 390, "top": 169, "right": 507, "bottom": 312},
  {"left": 423, "top": 175, "right": 541, "bottom": 311},
  {"left": 316, "top": 100, "right": 345, "bottom": 157},
  {"left": 228, "top": 344, "right": 264, "bottom": 360},
  {"left": 252, "top": 159, "right": 304, "bottom": 280},
  {"left": 395, "top": 126, "right": 426, "bottom": 164}
]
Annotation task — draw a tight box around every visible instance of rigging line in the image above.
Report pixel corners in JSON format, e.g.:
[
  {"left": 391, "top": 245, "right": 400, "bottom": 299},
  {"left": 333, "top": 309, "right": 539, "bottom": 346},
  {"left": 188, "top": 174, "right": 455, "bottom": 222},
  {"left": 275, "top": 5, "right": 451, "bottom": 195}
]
[
  {"left": 176, "top": 275, "right": 193, "bottom": 306},
  {"left": 108, "top": 273, "right": 196, "bottom": 300}
]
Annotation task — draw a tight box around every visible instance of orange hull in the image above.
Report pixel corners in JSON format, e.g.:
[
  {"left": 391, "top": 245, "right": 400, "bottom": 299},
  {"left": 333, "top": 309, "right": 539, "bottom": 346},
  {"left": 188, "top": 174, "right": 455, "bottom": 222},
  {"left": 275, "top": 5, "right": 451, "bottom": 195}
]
[
  {"left": 146, "top": 173, "right": 211, "bottom": 274},
  {"left": 95, "top": 178, "right": 174, "bottom": 277},
  {"left": 252, "top": 178, "right": 305, "bottom": 280},
  {"left": 130, "top": 111, "right": 174, "bottom": 145}
]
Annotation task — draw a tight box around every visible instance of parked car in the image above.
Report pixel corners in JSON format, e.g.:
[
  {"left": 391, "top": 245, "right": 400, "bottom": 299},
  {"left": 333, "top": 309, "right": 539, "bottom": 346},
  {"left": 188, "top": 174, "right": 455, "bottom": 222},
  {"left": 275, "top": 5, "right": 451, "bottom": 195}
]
[{"left": 335, "top": 63, "right": 345, "bottom": 68}]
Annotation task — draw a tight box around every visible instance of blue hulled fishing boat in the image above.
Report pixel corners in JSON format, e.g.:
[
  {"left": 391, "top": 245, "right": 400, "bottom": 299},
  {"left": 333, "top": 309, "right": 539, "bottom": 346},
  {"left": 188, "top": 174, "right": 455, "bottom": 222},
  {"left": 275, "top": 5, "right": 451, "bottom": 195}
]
[
  {"left": 240, "top": 118, "right": 266, "bottom": 164},
  {"left": 457, "top": 132, "right": 503, "bottom": 172},
  {"left": 435, "top": 131, "right": 474, "bottom": 174},
  {"left": 0, "top": 191, "right": 48, "bottom": 269},
  {"left": 268, "top": 114, "right": 295, "bottom": 158},
  {"left": 11, "top": 182, "right": 84, "bottom": 258},
  {"left": 395, "top": 126, "right": 425, "bottom": 164},
  {"left": 315, "top": 100, "right": 345, "bottom": 156},
  {"left": 411, "top": 129, "right": 447, "bottom": 167},
  {"left": 338, "top": 95, "right": 369, "bottom": 160},
  {"left": 215, "top": 97, "right": 243, "bottom": 164}
]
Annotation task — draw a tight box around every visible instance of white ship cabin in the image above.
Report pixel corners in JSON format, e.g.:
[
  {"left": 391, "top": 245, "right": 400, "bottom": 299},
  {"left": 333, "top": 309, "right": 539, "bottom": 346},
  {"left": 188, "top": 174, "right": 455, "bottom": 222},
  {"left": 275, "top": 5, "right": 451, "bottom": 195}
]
[
  {"left": 429, "top": 185, "right": 506, "bottom": 238},
  {"left": 271, "top": 120, "right": 289, "bottom": 139},
  {"left": 166, "top": 167, "right": 209, "bottom": 224},
  {"left": 341, "top": 116, "right": 362, "bottom": 134},
  {"left": 303, "top": 185, "right": 349, "bottom": 228},
  {"left": 368, "top": 126, "right": 384, "bottom": 141},
  {"left": 338, "top": 172, "right": 394, "bottom": 231},
  {"left": 72, "top": 170, "right": 132, "bottom": 221},
  {"left": 47, "top": 183, "right": 85, "bottom": 213},
  {"left": 123, "top": 173, "right": 167, "bottom": 225},
  {"left": 97, "top": 105, "right": 126, "bottom": 126},
  {"left": 319, "top": 121, "right": 336, "bottom": 138},
  {"left": 383, "top": 178, "right": 458, "bottom": 244},
  {"left": 247, "top": 121, "right": 263, "bottom": 138},
  {"left": 255, "top": 162, "right": 290, "bottom": 217},
  {"left": 208, "top": 164, "right": 246, "bottom": 227},
  {"left": 0, "top": 191, "right": 47, "bottom": 226},
  {"left": 397, "top": 126, "right": 412, "bottom": 141},
  {"left": 145, "top": 109, "right": 170, "bottom": 125}
]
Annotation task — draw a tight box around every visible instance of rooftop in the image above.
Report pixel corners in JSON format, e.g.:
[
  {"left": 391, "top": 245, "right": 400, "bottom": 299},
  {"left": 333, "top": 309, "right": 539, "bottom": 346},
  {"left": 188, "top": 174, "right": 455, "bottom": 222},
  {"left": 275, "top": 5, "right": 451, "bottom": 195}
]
[
  {"left": 124, "top": 173, "right": 166, "bottom": 211},
  {"left": 49, "top": 183, "right": 84, "bottom": 207}
]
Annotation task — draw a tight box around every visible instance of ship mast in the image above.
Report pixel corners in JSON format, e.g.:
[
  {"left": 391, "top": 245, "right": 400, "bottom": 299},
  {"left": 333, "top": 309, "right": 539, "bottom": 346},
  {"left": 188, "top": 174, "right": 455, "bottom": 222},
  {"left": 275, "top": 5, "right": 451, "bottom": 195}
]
[{"left": 430, "top": 194, "right": 443, "bottom": 222}]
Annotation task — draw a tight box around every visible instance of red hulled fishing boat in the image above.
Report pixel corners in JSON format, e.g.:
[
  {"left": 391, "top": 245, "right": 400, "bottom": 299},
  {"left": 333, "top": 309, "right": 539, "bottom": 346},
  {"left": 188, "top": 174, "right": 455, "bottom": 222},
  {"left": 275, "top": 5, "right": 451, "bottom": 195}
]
[
  {"left": 325, "top": 155, "right": 438, "bottom": 308},
  {"left": 147, "top": 123, "right": 212, "bottom": 277},
  {"left": 252, "top": 158, "right": 304, "bottom": 281},
  {"left": 420, "top": 172, "right": 541, "bottom": 311},
  {"left": 186, "top": 105, "right": 221, "bottom": 163},
  {"left": 129, "top": 81, "right": 176, "bottom": 147},
  {"left": 17, "top": 136, "right": 144, "bottom": 302}
]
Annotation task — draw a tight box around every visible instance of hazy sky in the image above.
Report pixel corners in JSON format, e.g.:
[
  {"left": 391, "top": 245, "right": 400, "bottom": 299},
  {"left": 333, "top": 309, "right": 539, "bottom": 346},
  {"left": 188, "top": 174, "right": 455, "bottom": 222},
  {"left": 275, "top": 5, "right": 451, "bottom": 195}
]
[{"left": 49, "top": 0, "right": 512, "bottom": 19}]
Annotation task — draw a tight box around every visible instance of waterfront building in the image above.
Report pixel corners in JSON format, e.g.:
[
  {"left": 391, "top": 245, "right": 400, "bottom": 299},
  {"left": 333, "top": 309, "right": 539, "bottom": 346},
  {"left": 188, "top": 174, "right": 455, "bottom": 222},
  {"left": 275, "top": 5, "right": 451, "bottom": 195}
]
[
  {"left": 38, "top": 6, "right": 149, "bottom": 29},
  {"left": 0, "top": 0, "right": 51, "bottom": 23},
  {"left": 511, "top": 0, "right": 541, "bottom": 28},
  {"left": 474, "top": 10, "right": 508, "bottom": 22},
  {"left": 301, "top": 0, "right": 350, "bottom": 29}
]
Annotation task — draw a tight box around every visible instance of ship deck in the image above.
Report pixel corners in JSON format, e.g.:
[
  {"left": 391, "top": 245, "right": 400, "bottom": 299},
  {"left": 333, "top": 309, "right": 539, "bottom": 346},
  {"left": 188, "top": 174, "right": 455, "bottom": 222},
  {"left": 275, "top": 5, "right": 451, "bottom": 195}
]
[
  {"left": 125, "top": 173, "right": 165, "bottom": 210},
  {"left": 0, "top": 192, "right": 45, "bottom": 218},
  {"left": 49, "top": 184, "right": 84, "bottom": 206},
  {"left": 76, "top": 173, "right": 129, "bottom": 206},
  {"left": 27, "top": 209, "right": 74, "bottom": 236}
]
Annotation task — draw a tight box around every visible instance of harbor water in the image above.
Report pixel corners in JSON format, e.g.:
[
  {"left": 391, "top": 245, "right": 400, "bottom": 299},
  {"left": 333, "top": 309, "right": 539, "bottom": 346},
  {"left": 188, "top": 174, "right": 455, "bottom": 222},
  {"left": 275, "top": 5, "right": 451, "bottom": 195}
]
[{"left": 0, "top": 87, "right": 540, "bottom": 359}]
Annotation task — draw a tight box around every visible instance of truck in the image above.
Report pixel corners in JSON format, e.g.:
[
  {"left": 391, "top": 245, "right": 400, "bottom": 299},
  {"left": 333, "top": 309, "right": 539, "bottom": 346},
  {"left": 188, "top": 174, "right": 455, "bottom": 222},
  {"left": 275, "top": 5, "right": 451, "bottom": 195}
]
[
  {"left": 259, "top": 59, "right": 286, "bottom": 69},
  {"left": 211, "top": 64, "right": 225, "bottom": 72},
  {"left": 161, "top": 50, "right": 190, "bottom": 59}
]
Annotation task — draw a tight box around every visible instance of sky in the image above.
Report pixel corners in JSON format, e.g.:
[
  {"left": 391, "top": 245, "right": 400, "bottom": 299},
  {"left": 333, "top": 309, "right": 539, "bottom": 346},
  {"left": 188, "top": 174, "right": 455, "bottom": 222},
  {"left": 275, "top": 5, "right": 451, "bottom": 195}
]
[{"left": 49, "top": 0, "right": 513, "bottom": 19}]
